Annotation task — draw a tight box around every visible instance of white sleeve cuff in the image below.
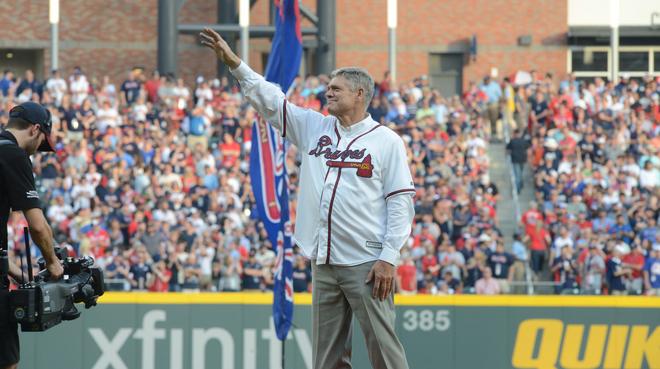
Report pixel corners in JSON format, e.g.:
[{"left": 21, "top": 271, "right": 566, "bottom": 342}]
[
  {"left": 229, "top": 61, "right": 251, "bottom": 79},
  {"left": 379, "top": 247, "right": 400, "bottom": 266}
]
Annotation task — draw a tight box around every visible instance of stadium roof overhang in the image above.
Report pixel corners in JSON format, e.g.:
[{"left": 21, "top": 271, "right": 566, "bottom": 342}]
[{"left": 568, "top": 26, "right": 660, "bottom": 46}]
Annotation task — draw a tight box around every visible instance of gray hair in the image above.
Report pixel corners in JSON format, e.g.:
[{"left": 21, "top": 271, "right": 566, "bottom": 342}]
[{"left": 329, "top": 67, "right": 375, "bottom": 110}]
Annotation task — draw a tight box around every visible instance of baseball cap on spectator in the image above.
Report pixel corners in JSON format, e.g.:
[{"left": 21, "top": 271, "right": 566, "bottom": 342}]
[
  {"left": 615, "top": 244, "right": 630, "bottom": 255},
  {"left": 544, "top": 138, "right": 558, "bottom": 150},
  {"left": 478, "top": 234, "right": 491, "bottom": 243},
  {"left": 9, "top": 102, "right": 55, "bottom": 152}
]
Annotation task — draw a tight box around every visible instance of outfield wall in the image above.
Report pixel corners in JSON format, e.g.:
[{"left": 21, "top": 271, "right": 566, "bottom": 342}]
[{"left": 21, "top": 294, "right": 660, "bottom": 369}]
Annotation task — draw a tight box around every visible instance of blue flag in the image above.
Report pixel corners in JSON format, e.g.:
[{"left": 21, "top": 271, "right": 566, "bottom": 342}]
[
  {"left": 250, "top": 0, "right": 301, "bottom": 343},
  {"left": 264, "top": 0, "right": 303, "bottom": 93},
  {"left": 249, "top": 119, "right": 294, "bottom": 342}
]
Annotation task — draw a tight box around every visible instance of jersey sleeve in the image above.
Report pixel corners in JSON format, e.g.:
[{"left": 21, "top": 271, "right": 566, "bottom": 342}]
[
  {"left": 382, "top": 134, "right": 415, "bottom": 200},
  {"left": 230, "top": 62, "right": 325, "bottom": 148},
  {"left": 4, "top": 150, "right": 41, "bottom": 211}
]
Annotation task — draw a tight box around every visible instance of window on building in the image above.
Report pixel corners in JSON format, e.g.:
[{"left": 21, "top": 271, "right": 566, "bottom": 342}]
[
  {"left": 619, "top": 52, "right": 648, "bottom": 72},
  {"left": 571, "top": 50, "right": 608, "bottom": 72},
  {"left": 654, "top": 52, "right": 660, "bottom": 72}
]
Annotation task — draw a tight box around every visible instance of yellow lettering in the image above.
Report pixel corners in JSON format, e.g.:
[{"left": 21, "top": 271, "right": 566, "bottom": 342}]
[
  {"left": 559, "top": 324, "right": 607, "bottom": 368},
  {"left": 603, "top": 325, "right": 629, "bottom": 369},
  {"left": 512, "top": 319, "right": 563, "bottom": 369},
  {"left": 624, "top": 325, "right": 660, "bottom": 369}
]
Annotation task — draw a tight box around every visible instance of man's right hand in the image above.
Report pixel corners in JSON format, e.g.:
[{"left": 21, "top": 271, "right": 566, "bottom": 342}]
[
  {"left": 199, "top": 28, "right": 241, "bottom": 70},
  {"left": 46, "top": 261, "right": 64, "bottom": 280}
]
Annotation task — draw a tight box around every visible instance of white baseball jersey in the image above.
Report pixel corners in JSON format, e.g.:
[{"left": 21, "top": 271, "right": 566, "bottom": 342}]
[{"left": 232, "top": 62, "right": 415, "bottom": 266}]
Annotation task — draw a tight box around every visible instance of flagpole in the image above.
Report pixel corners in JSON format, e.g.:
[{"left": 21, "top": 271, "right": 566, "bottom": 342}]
[
  {"left": 281, "top": 339, "right": 285, "bottom": 369},
  {"left": 239, "top": 0, "right": 250, "bottom": 65}
]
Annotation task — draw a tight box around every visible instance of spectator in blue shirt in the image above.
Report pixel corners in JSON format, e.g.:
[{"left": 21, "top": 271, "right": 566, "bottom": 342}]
[
  {"left": 606, "top": 246, "right": 630, "bottom": 295},
  {"left": 186, "top": 106, "right": 210, "bottom": 150},
  {"left": 121, "top": 70, "right": 141, "bottom": 105},
  {"left": 0, "top": 70, "right": 13, "bottom": 96},
  {"left": 292, "top": 255, "right": 312, "bottom": 292},
  {"left": 641, "top": 218, "right": 658, "bottom": 242},
  {"left": 480, "top": 76, "right": 502, "bottom": 140},
  {"left": 129, "top": 248, "right": 153, "bottom": 291},
  {"left": 609, "top": 215, "right": 634, "bottom": 244},
  {"left": 592, "top": 210, "right": 614, "bottom": 234},
  {"left": 202, "top": 165, "right": 219, "bottom": 190},
  {"left": 15, "top": 69, "right": 42, "bottom": 98},
  {"left": 643, "top": 245, "right": 660, "bottom": 295}
]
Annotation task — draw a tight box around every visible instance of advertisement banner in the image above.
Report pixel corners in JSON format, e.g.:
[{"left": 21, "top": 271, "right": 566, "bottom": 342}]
[{"left": 20, "top": 294, "right": 660, "bottom": 369}]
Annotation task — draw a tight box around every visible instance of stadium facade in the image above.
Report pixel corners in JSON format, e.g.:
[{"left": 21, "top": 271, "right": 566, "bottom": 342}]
[{"left": 0, "top": 0, "right": 658, "bottom": 96}]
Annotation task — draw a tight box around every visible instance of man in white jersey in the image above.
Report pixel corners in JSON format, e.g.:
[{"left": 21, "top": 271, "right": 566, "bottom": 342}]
[{"left": 201, "top": 28, "right": 414, "bottom": 369}]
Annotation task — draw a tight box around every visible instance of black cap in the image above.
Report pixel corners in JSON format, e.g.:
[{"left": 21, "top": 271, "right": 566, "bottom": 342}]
[{"left": 9, "top": 102, "right": 54, "bottom": 152}]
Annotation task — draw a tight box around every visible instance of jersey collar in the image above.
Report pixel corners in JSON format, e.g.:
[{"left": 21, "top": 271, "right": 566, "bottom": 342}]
[{"left": 336, "top": 114, "right": 377, "bottom": 137}]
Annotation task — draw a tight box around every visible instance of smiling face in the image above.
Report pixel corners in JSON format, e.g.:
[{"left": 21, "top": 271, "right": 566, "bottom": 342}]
[{"left": 325, "top": 76, "right": 362, "bottom": 116}]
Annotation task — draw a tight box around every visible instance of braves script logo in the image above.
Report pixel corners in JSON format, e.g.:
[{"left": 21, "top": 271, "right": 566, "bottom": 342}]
[{"left": 309, "top": 135, "right": 374, "bottom": 177}]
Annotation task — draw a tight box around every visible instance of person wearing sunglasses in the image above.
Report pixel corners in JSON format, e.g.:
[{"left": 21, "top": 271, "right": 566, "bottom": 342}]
[{"left": 0, "top": 101, "right": 64, "bottom": 369}]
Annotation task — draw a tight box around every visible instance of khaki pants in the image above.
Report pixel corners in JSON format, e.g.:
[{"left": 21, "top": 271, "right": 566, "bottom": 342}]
[
  {"left": 187, "top": 135, "right": 208, "bottom": 150},
  {"left": 312, "top": 261, "right": 409, "bottom": 369},
  {"left": 496, "top": 278, "right": 511, "bottom": 294},
  {"left": 487, "top": 102, "right": 501, "bottom": 139},
  {"left": 512, "top": 260, "right": 526, "bottom": 282}
]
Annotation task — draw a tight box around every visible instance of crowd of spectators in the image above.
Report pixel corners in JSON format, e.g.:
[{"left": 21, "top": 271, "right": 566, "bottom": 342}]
[
  {"left": 516, "top": 72, "right": 660, "bottom": 295},
  {"left": 1, "top": 65, "right": 658, "bottom": 296}
]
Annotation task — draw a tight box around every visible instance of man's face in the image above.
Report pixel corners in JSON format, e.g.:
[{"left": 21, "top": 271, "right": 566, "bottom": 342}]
[{"left": 325, "top": 76, "right": 361, "bottom": 116}]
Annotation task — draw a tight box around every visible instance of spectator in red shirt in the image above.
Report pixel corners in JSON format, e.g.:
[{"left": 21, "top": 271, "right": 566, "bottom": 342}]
[
  {"left": 144, "top": 70, "right": 161, "bottom": 104},
  {"left": 147, "top": 259, "right": 172, "bottom": 292},
  {"left": 558, "top": 127, "right": 577, "bottom": 158},
  {"left": 421, "top": 243, "right": 440, "bottom": 278},
  {"left": 412, "top": 224, "right": 436, "bottom": 248},
  {"left": 379, "top": 70, "right": 391, "bottom": 96},
  {"left": 397, "top": 255, "right": 418, "bottom": 294},
  {"left": 219, "top": 132, "right": 241, "bottom": 169},
  {"left": 524, "top": 221, "right": 551, "bottom": 279},
  {"left": 623, "top": 245, "right": 646, "bottom": 294},
  {"left": 85, "top": 221, "right": 110, "bottom": 259},
  {"left": 576, "top": 211, "right": 593, "bottom": 230},
  {"left": 521, "top": 201, "right": 543, "bottom": 237}
]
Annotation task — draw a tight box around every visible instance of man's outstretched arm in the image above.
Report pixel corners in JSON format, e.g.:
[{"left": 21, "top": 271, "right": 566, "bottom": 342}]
[{"left": 199, "top": 28, "right": 323, "bottom": 147}]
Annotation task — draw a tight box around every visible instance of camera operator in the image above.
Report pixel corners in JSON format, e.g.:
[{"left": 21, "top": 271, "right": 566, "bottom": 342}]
[{"left": 0, "top": 102, "right": 64, "bottom": 369}]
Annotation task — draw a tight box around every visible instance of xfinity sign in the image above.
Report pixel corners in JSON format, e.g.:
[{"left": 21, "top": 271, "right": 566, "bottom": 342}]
[{"left": 88, "top": 310, "right": 312, "bottom": 369}]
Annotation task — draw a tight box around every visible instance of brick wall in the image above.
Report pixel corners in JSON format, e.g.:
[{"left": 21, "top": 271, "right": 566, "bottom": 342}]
[
  {"left": 0, "top": 0, "right": 568, "bottom": 92},
  {"left": 337, "top": 0, "right": 568, "bottom": 88}
]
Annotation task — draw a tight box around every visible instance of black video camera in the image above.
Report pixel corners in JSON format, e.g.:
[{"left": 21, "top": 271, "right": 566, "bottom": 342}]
[{"left": 8, "top": 230, "right": 104, "bottom": 332}]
